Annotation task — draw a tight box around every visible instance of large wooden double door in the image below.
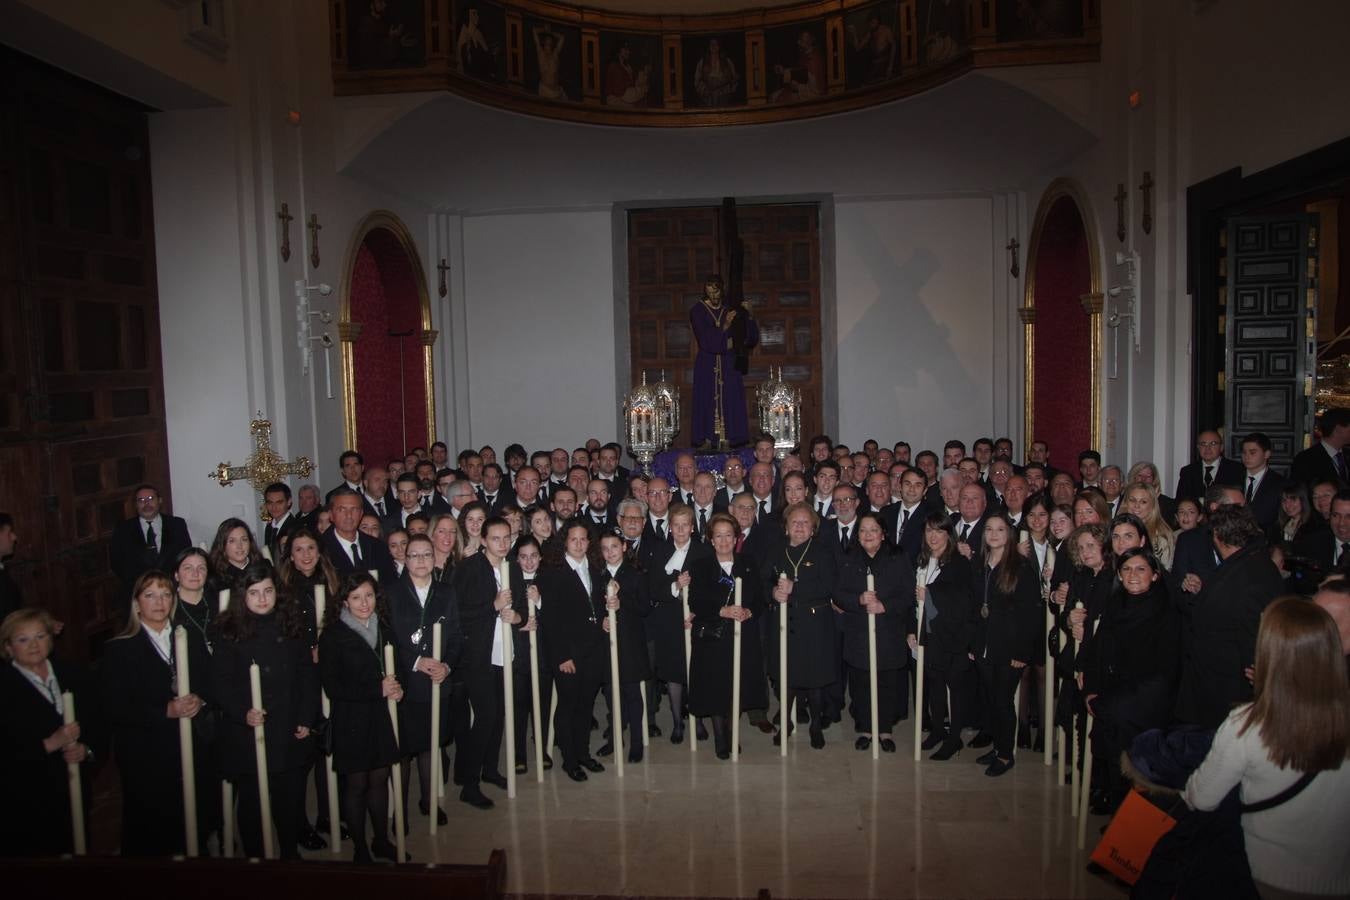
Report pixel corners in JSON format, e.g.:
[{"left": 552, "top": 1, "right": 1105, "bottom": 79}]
[
  {"left": 627, "top": 203, "right": 823, "bottom": 445},
  {"left": 0, "top": 50, "right": 169, "bottom": 658}
]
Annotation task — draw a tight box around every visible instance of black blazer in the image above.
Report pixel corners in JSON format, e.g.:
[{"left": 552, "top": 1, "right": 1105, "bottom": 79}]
[
  {"left": 911, "top": 553, "right": 976, "bottom": 659},
  {"left": 952, "top": 515, "right": 986, "bottom": 554},
  {"left": 1171, "top": 526, "right": 1220, "bottom": 586},
  {"left": 0, "top": 656, "right": 100, "bottom": 856},
  {"left": 450, "top": 552, "right": 526, "bottom": 671},
  {"left": 0, "top": 565, "right": 22, "bottom": 620},
  {"left": 596, "top": 561, "right": 653, "bottom": 683},
  {"left": 261, "top": 513, "right": 301, "bottom": 561},
  {"left": 643, "top": 515, "right": 673, "bottom": 546},
  {"left": 317, "top": 618, "right": 402, "bottom": 774},
  {"left": 539, "top": 559, "right": 607, "bottom": 671},
  {"left": 835, "top": 546, "right": 915, "bottom": 671},
  {"left": 110, "top": 514, "right": 192, "bottom": 597},
  {"left": 882, "top": 501, "right": 929, "bottom": 564},
  {"left": 1243, "top": 469, "right": 1287, "bottom": 531},
  {"left": 1290, "top": 443, "right": 1346, "bottom": 491},
  {"left": 971, "top": 556, "right": 1043, "bottom": 665},
  {"left": 749, "top": 496, "right": 782, "bottom": 529},
  {"left": 1290, "top": 529, "right": 1350, "bottom": 594},
  {"left": 320, "top": 528, "right": 397, "bottom": 585},
  {"left": 481, "top": 486, "right": 517, "bottom": 516},
  {"left": 387, "top": 572, "right": 464, "bottom": 704},
  {"left": 712, "top": 485, "right": 745, "bottom": 512},
  {"left": 1176, "top": 457, "right": 1244, "bottom": 503}
]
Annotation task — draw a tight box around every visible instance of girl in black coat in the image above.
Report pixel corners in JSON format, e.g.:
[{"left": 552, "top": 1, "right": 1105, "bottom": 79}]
[
  {"left": 512, "top": 537, "right": 553, "bottom": 774},
  {"left": 910, "top": 513, "right": 977, "bottom": 760},
  {"left": 387, "top": 533, "right": 463, "bottom": 827},
  {"left": 597, "top": 533, "right": 654, "bottom": 764},
  {"left": 208, "top": 518, "right": 264, "bottom": 588},
  {"left": 836, "top": 512, "right": 914, "bottom": 753},
  {"left": 0, "top": 607, "right": 99, "bottom": 857},
  {"left": 100, "top": 570, "right": 215, "bottom": 856},
  {"left": 971, "top": 514, "right": 1042, "bottom": 776},
  {"left": 763, "top": 502, "right": 839, "bottom": 749},
  {"left": 210, "top": 562, "right": 320, "bottom": 860},
  {"left": 687, "top": 515, "right": 765, "bottom": 759},
  {"left": 646, "top": 505, "right": 712, "bottom": 743},
  {"left": 319, "top": 571, "right": 406, "bottom": 864}
]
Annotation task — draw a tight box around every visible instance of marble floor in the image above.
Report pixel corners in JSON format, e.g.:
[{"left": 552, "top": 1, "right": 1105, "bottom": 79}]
[{"left": 353, "top": 720, "right": 1126, "bottom": 900}]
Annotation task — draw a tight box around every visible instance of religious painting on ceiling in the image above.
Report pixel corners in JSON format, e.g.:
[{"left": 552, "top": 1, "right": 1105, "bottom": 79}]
[
  {"left": 764, "top": 22, "right": 829, "bottom": 105},
  {"left": 348, "top": 0, "right": 426, "bottom": 69},
  {"left": 599, "top": 32, "right": 663, "bottom": 109},
  {"left": 996, "top": 0, "right": 1085, "bottom": 42},
  {"left": 456, "top": 1, "right": 507, "bottom": 83},
  {"left": 522, "top": 18, "right": 581, "bottom": 102},
  {"left": 918, "top": 0, "right": 966, "bottom": 66},
  {"left": 843, "top": 2, "right": 900, "bottom": 87},
  {"left": 682, "top": 33, "right": 747, "bottom": 109}
]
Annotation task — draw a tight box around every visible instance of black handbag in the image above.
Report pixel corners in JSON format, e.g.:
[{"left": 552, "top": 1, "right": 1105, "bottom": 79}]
[{"left": 692, "top": 620, "right": 727, "bottom": 643}]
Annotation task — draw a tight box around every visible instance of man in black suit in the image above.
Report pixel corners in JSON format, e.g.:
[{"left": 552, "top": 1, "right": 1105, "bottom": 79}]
[
  {"left": 1238, "top": 432, "right": 1286, "bottom": 531},
  {"left": 1176, "top": 429, "right": 1245, "bottom": 503},
  {"left": 294, "top": 484, "right": 322, "bottom": 532},
  {"left": 1076, "top": 450, "right": 1102, "bottom": 490},
  {"left": 261, "top": 483, "right": 301, "bottom": 561},
  {"left": 810, "top": 460, "right": 840, "bottom": 520},
  {"left": 747, "top": 462, "right": 782, "bottom": 529},
  {"left": 862, "top": 471, "right": 893, "bottom": 515},
  {"left": 461, "top": 452, "right": 486, "bottom": 501},
  {"left": 829, "top": 484, "right": 862, "bottom": 558},
  {"left": 1100, "top": 466, "right": 1125, "bottom": 519},
  {"left": 689, "top": 472, "right": 718, "bottom": 541},
  {"left": 1173, "top": 484, "right": 1245, "bottom": 597},
  {"left": 510, "top": 465, "right": 543, "bottom": 514},
  {"left": 1003, "top": 474, "right": 1030, "bottom": 529},
  {"left": 386, "top": 473, "right": 425, "bottom": 533},
  {"left": 0, "top": 513, "right": 21, "bottom": 619},
  {"left": 594, "top": 444, "right": 627, "bottom": 500},
  {"left": 1290, "top": 408, "right": 1350, "bottom": 491},
  {"left": 360, "top": 466, "right": 394, "bottom": 522},
  {"left": 320, "top": 488, "right": 396, "bottom": 584},
  {"left": 713, "top": 456, "right": 748, "bottom": 512},
  {"left": 324, "top": 450, "right": 365, "bottom": 504},
  {"left": 953, "top": 482, "right": 987, "bottom": 560},
  {"left": 644, "top": 478, "right": 673, "bottom": 543},
  {"left": 109, "top": 483, "right": 192, "bottom": 608},
  {"left": 884, "top": 467, "right": 929, "bottom": 563},
  {"left": 480, "top": 464, "right": 515, "bottom": 515},
  {"left": 580, "top": 478, "right": 618, "bottom": 537},
  {"left": 1291, "top": 488, "right": 1350, "bottom": 592},
  {"left": 1027, "top": 439, "right": 1061, "bottom": 483}
]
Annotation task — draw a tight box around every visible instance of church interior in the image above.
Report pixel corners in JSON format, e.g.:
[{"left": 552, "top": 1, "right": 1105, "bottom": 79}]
[{"left": 2, "top": 0, "right": 1350, "bottom": 897}]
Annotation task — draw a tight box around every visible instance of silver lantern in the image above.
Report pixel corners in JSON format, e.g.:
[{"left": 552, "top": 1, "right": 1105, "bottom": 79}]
[
  {"left": 624, "top": 373, "right": 661, "bottom": 474},
  {"left": 652, "top": 369, "right": 679, "bottom": 451},
  {"left": 758, "top": 366, "right": 800, "bottom": 460}
]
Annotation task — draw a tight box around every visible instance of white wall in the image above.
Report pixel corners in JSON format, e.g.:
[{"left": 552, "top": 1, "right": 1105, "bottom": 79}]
[{"left": 460, "top": 210, "right": 617, "bottom": 451}]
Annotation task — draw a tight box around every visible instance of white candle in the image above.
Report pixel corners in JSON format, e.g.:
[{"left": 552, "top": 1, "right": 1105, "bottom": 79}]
[
  {"left": 528, "top": 593, "right": 544, "bottom": 782},
  {"left": 175, "top": 626, "right": 199, "bottom": 856},
  {"left": 501, "top": 561, "right": 517, "bottom": 799},
  {"left": 63, "top": 691, "right": 86, "bottom": 855},
  {"left": 218, "top": 588, "right": 230, "bottom": 614},
  {"left": 314, "top": 585, "right": 326, "bottom": 633},
  {"left": 682, "top": 584, "right": 695, "bottom": 755},
  {"left": 260, "top": 545, "right": 272, "bottom": 564},
  {"left": 248, "top": 662, "right": 274, "bottom": 859},
  {"left": 731, "top": 576, "right": 742, "bottom": 762},
  {"left": 867, "top": 573, "right": 878, "bottom": 760},
  {"left": 608, "top": 585, "right": 623, "bottom": 778},
  {"left": 384, "top": 644, "right": 406, "bottom": 860}
]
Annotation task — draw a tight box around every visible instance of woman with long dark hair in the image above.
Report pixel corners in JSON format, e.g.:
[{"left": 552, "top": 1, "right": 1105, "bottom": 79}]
[
  {"left": 209, "top": 518, "right": 263, "bottom": 588},
  {"left": 911, "top": 512, "right": 976, "bottom": 761}
]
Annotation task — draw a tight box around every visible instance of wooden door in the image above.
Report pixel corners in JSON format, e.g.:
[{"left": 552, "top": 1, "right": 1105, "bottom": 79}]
[
  {"left": 0, "top": 49, "right": 170, "bottom": 658},
  {"left": 627, "top": 203, "right": 822, "bottom": 446},
  {"left": 1222, "top": 214, "right": 1318, "bottom": 469}
]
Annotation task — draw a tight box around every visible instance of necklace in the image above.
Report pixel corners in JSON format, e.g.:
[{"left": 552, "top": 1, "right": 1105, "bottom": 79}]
[{"left": 783, "top": 538, "right": 812, "bottom": 581}]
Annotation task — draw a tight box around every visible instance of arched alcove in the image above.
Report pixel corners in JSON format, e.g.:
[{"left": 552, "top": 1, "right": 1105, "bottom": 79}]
[
  {"left": 1023, "top": 179, "right": 1102, "bottom": 459},
  {"left": 339, "top": 212, "right": 437, "bottom": 463}
]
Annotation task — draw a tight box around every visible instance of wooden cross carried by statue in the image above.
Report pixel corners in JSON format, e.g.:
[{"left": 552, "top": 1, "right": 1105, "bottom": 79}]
[{"left": 208, "top": 414, "right": 313, "bottom": 492}]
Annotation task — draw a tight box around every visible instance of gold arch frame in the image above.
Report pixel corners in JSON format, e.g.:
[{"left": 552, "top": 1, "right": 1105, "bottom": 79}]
[
  {"left": 1021, "top": 177, "right": 1103, "bottom": 455},
  {"left": 338, "top": 210, "right": 438, "bottom": 452}
]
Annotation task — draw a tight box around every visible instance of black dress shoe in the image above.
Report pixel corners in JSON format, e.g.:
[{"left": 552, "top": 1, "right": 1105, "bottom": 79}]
[
  {"left": 628, "top": 746, "right": 643, "bottom": 764},
  {"left": 596, "top": 742, "right": 614, "bottom": 757},
  {"left": 565, "top": 765, "right": 588, "bottom": 782},
  {"left": 298, "top": 828, "right": 327, "bottom": 851},
  {"left": 855, "top": 736, "right": 871, "bottom": 751},
  {"left": 648, "top": 723, "right": 663, "bottom": 738},
  {"left": 460, "top": 789, "right": 494, "bottom": 810},
  {"left": 696, "top": 720, "right": 709, "bottom": 741},
  {"left": 969, "top": 731, "right": 994, "bottom": 749},
  {"left": 930, "top": 741, "right": 962, "bottom": 761},
  {"left": 921, "top": 731, "right": 945, "bottom": 751},
  {"left": 755, "top": 720, "right": 776, "bottom": 735},
  {"left": 716, "top": 748, "right": 730, "bottom": 760},
  {"left": 543, "top": 753, "right": 554, "bottom": 770},
  {"left": 316, "top": 817, "right": 348, "bottom": 841},
  {"left": 482, "top": 773, "right": 508, "bottom": 790},
  {"left": 976, "top": 749, "right": 999, "bottom": 766},
  {"left": 985, "top": 757, "right": 1015, "bottom": 777},
  {"left": 880, "top": 737, "right": 897, "bottom": 753},
  {"left": 809, "top": 729, "right": 825, "bottom": 749},
  {"left": 1017, "top": 725, "right": 1032, "bottom": 750},
  {"left": 515, "top": 762, "right": 527, "bottom": 775},
  {"left": 580, "top": 757, "right": 605, "bottom": 773},
  {"left": 671, "top": 724, "right": 685, "bottom": 745},
  {"left": 1032, "top": 732, "right": 1045, "bottom": 754},
  {"left": 371, "top": 839, "right": 411, "bottom": 862},
  {"left": 418, "top": 803, "right": 448, "bottom": 826}
]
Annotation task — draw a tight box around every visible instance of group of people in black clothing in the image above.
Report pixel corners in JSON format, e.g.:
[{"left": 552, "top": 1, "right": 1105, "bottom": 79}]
[{"left": 3, "top": 409, "right": 1348, "bottom": 865}]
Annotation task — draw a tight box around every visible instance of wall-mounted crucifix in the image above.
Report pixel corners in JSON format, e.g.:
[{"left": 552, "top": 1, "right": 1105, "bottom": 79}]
[
  {"left": 438, "top": 257, "right": 450, "bottom": 298},
  {"left": 1006, "top": 237, "right": 1020, "bottom": 278},
  {"left": 1139, "top": 171, "right": 1154, "bottom": 235},
  {"left": 1113, "top": 182, "right": 1128, "bottom": 242},
  {"left": 277, "top": 202, "right": 292, "bottom": 262},
  {"left": 308, "top": 213, "right": 323, "bottom": 268}
]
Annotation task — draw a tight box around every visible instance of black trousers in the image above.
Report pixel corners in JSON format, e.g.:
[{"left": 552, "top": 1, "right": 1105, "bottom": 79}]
[
  {"left": 554, "top": 654, "right": 604, "bottom": 769},
  {"left": 601, "top": 680, "right": 644, "bottom": 751},
  {"left": 847, "top": 665, "right": 904, "bottom": 733},
  {"left": 925, "top": 650, "right": 974, "bottom": 745},
  {"left": 976, "top": 658, "right": 1022, "bottom": 760},
  {"left": 512, "top": 657, "right": 554, "bottom": 765},
  {"left": 234, "top": 769, "right": 299, "bottom": 860},
  {"left": 454, "top": 664, "right": 505, "bottom": 791}
]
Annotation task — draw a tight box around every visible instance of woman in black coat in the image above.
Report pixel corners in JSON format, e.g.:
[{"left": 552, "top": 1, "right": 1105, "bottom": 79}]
[
  {"left": 597, "top": 532, "right": 654, "bottom": 764},
  {"left": 208, "top": 518, "right": 263, "bottom": 589},
  {"left": 319, "top": 571, "right": 406, "bottom": 864},
  {"left": 762, "top": 502, "right": 839, "bottom": 749},
  {"left": 0, "top": 607, "right": 99, "bottom": 857},
  {"left": 1053, "top": 524, "right": 1113, "bottom": 739},
  {"left": 687, "top": 514, "right": 765, "bottom": 759},
  {"left": 100, "top": 570, "right": 215, "bottom": 856},
  {"left": 511, "top": 537, "right": 553, "bottom": 774},
  {"left": 970, "top": 513, "right": 1042, "bottom": 776},
  {"left": 646, "top": 505, "right": 712, "bottom": 743},
  {"left": 835, "top": 511, "right": 914, "bottom": 753},
  {"left": 387, "top": 533, "right": 462, "bottom": 827},
  {"left": 910, "top": 512, "right": 976, "bottom": 760},
  {"left": 1077, "top": 548, "right": 1182, "bottom": 814},
  {"left": 210, "top": 562, "right": 320, "bottom": 860}
]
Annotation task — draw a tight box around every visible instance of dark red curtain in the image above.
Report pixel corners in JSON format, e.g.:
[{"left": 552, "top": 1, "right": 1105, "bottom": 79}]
[
  {"left": 350, "top": 227, "right": 428, "bottom": 466},
  {"left": 1031, "top": 197, "right": 1093, "bottom": 461}
]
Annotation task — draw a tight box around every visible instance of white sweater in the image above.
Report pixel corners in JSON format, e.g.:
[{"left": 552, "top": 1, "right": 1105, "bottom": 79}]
[{"left": 1183, "top": 705, "right": 1350, "bottom": 895}]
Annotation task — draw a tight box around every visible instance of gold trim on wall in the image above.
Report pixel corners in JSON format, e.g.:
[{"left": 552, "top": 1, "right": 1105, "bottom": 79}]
[
  {"left": 338, "top": 210, "right": 438, "bottom": 454},
  {"left": 1023, "top": 178, "right": 1104, "bottom": 455}
]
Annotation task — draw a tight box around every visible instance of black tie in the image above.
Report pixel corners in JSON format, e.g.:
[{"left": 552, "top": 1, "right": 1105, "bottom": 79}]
[
  {"left": 1340, "top": 543, "right": 1349, "bottom": 565},
  {"left": 145, "top": 523, "right": 157, "bottom": 551},
  {"left": 476, "top": 487, "right": 486, "bottom": 503},
  {"left": 486, "top": 493, "right": 496, "bottom": 506},
  {"left": 685, "top": 492, "right": 694, "bottom": 507},
  {"left": 595, "top": 513, "right": 606, "bottom": 526},
  {"left": 840, "top": 525, "right": 850, "bottom": 551},
  {"left": 960, "top": 523, "right": 970, "bottom": 542},
  {"left": 350, "top": 539, "right": 362, "bottom": 566},
  {"left": 817, "top": 500, "right": 826, "bottom": 515},
  {"left": 698, "top": 509, "right": 708, "bottom": 535},
  {"left": 1203, "top": 465, "right": 1214, "bottom": 488},
  {"left": 265, "top": 523, "right": 277, "bottom": 545},
  {"left": 1336, "top": 451, "right": 1347, "bottom": 482},
  {"left": 375, "top": 500, "right": 385, "bottom": 517},
  {"left": 1246, "top": 476, "right": 1256, "bottom": 503},
  {"left": 654, "top": 519, "right": 666, "bottom": 541},
  {"left": 758, "top": 500, "right": 767, "bottom": 522}
]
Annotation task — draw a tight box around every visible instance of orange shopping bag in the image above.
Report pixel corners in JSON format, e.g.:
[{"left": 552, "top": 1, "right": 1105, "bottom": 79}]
[{"left": 1089, "top": 788, "right": 1179, "bottom": 885}]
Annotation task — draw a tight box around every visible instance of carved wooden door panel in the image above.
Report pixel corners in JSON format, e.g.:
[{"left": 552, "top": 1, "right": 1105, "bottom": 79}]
[
  {"left": 0, "top": 50, "right": 170, "bottom": 658},
  {"left": 628, "top": 203, "right": 822, "bottom": 446},
  {"left": 1221, "top": 215, "right": 1318, "bottom": 469}
]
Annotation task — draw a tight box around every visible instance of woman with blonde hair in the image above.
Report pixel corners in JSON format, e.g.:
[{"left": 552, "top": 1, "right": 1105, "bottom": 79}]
[
  {"left": 1184, "top": 596, "right": 1350, "bottom": 899},
  {"left": 429, "top": 513, "right": 463, "bottom": 582},
  {"left": 1122, "top": 481, "right": 1177, "bottom": 569},
  {"left": 1127, "top": 460, "right": 1178, "bottom": 525}
]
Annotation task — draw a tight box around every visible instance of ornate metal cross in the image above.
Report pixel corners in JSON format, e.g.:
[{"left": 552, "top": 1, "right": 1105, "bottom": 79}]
[
  {"left": 307, "top": 213, "right": 323, "bottom": 268},
  {"left": 1006, "top": 237, "right": 1020, "bottom": 278},
  {"left": 277, "top": 202, "right": 293, "bottom": 262},
  {"left": 1138, "top": 171, "right": 1154, "bottom": 235},
  {"left": 209, "top": 414, "right": 313, "bottom": 493},
  {"left": 438, "top": 257, "right": 450, "bottom": 298},
  {"left": 1114, "top": 182, "right": 1128, "bottom": 242}
]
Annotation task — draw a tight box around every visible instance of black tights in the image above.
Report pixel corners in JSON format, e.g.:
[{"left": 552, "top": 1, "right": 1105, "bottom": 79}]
[
  {"left": 779, "top": 687, "right": 826, "bottom": 734},
  {"left": 341, "top": 767, "right": 390, "bottom": 862},
  {"left": 400, "top": 751, "right": 439, "bottom": 816},
  {"left": 667, "top": 682, "right": 687, "bottom": 730}
]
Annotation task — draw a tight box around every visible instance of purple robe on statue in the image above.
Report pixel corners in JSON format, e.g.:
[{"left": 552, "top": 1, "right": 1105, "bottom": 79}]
[{"left": 690, "top": 302, "right": 759, "bottom": 446}]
